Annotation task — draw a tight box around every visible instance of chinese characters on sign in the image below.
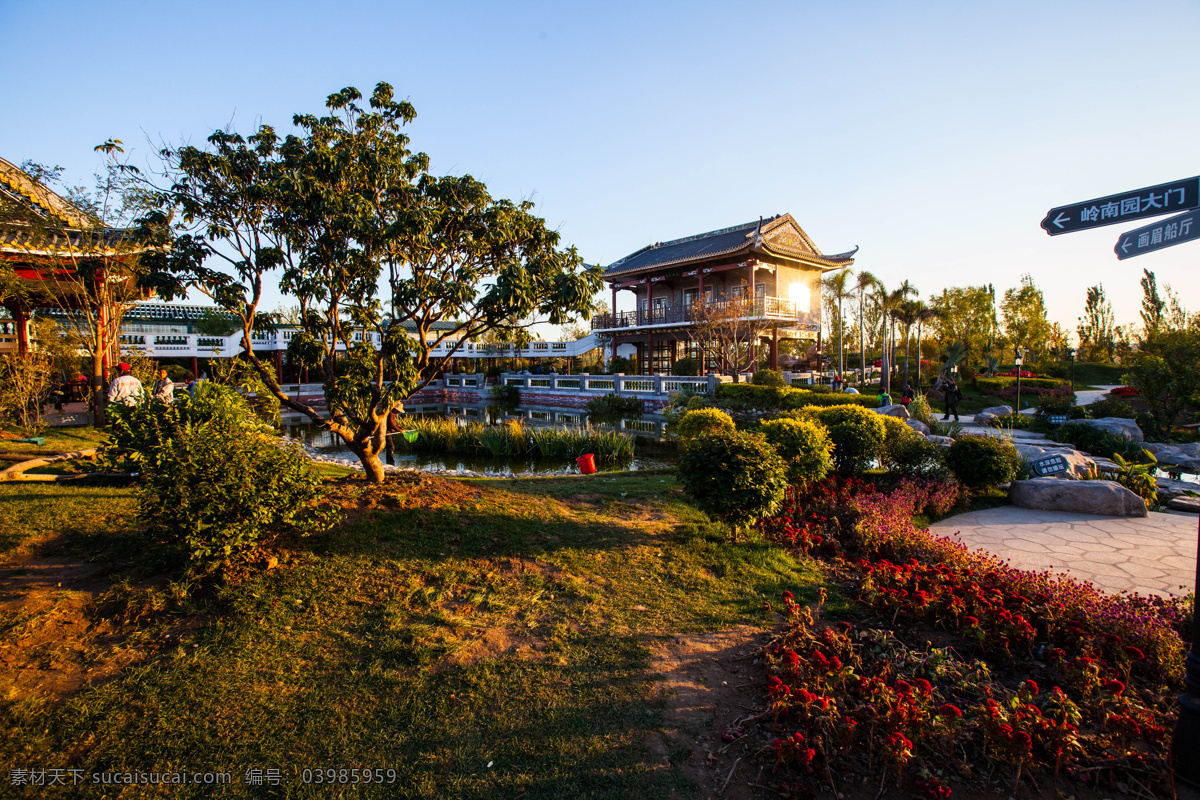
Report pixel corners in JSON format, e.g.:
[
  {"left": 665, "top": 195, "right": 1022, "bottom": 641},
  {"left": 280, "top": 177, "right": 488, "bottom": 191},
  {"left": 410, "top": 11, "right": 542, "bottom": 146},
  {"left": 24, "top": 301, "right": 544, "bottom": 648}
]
[
  {"left": 1115, "top": 210, "right": 1199, "bottom": 260},
  {"left": 1040, "top": 176, "right": 1200, "bottom": 235}
]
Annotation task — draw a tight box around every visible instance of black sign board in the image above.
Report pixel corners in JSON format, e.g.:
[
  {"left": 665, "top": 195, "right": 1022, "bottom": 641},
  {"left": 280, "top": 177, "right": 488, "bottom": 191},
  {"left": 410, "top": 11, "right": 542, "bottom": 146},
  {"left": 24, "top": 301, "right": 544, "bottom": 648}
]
[
  {"left": 1032, "top": 454, "right": 1070, "bottom": 477},
  {"left": 1046, "top": 414, "right": 1070, "bottom": 427},
  {"left": 1115, "top": 209, "right": 1199, "bottom": 260},
  {"left": 1041, "top": 176, "right": 1199, "bottom": 235}
]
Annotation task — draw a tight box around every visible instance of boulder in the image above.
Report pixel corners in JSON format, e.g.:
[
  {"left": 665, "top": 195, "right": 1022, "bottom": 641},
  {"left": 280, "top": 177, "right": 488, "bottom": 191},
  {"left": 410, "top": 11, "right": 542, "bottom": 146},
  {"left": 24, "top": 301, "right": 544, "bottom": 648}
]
[
  {"left": 980, "top": 405, "right": 1013, "bottom": 418},
  {"left": 1140, "top": 443, "right": 1200, "bottom": 471},
  {"left": 974, "top": 412, "right": 1001, "bottom": 426},
  {"left": 1013, "top": 444, "right": 1097, "bottom": 478},
  {"left": 877, "top": 404, "right": 911, "bottom": 419},
  {"left": 1075, "top": 417, "right": 1144, "bottom": 443},
  {"left": 1166, "top": 495, "right": 1200, "bottom": 514},
  {"left": 905, "top": 419, "right": 930, "bottom": 435},
  {"left": 1008, "top": 478, "right": 1147, "bottom": 517},
  {"left": 927, "top": 435, "right": 955, "bottom": 447}
]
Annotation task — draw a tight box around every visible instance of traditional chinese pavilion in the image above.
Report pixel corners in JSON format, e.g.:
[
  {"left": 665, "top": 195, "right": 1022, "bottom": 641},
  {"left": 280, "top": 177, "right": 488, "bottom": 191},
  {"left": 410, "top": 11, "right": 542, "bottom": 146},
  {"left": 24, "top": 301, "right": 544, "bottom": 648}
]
[
  {"left": 0, "top": 155, "right": 150, "bottom": 368},
  {"left": 591, "top": 214, "right": 857, "bottom": 374}
]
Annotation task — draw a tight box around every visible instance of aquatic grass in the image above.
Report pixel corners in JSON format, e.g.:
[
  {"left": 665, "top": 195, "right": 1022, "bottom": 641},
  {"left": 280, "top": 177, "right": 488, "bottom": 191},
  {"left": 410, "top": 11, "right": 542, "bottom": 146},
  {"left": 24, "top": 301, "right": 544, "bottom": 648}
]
[{"left": 397, "top": 418, "right": 634, "bottom": 463}]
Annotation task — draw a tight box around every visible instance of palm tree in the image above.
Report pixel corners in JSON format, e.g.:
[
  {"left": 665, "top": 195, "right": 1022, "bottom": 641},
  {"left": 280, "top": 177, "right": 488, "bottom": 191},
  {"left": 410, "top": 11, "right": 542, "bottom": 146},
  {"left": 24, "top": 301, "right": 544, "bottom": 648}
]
[
  {"left": 941, "top": 341, "right": 967, "bottom": 377},
  {"left": 822, "top": 269, "right": 854, "bottom": 381},
  {"left": 897, "top": 299, "right": 922, "bottom": 389},
  {"left": 854, "top": 271, "right": 876, "bottom": 385},
  {"left": 881, "top": 286, "right": 910, "bottom": 394}
]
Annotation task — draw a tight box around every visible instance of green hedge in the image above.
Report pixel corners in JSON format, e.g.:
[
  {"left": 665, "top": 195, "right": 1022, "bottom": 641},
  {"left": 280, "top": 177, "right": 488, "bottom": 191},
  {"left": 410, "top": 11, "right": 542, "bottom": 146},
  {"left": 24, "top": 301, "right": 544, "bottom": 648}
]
[
  {"left": 714, "top": 383, "right": 875, "bottom": 410},
  {"left": 975, "top": 376, "right": 1069, "bottom": 393}
]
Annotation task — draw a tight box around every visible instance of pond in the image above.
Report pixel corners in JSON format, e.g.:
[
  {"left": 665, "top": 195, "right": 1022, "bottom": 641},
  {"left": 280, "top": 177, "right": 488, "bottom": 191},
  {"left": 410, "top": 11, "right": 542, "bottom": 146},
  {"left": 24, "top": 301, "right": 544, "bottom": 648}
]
[{"left": 281, "top": 419, "right": 678, "bottom": 476}]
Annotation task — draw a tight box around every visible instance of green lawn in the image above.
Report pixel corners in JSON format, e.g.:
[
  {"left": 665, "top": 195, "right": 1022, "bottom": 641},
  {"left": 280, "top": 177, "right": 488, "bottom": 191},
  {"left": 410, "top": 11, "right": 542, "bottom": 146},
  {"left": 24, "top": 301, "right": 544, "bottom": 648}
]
[{"left": 0, "top": 472, "right": 828, "bottom": 799}]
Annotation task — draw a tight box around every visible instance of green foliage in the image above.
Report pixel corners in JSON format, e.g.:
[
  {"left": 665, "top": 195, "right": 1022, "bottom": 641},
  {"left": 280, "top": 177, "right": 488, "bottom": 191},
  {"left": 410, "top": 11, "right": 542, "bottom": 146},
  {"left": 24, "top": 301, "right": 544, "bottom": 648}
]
[
  {"left": 907, "top": 393, "right": 935, "bottom": 427},
  {"left": 677, "top": 431, "right": 787, "bottom": 530},
  {"left": 675, "top": 407, "right": 736, "bottom": 440},
  {"left": 1001, "top": 274, "right": 1051, "bottom": 361},
  {"left": 759, "top": 417, "right": 832, "bottom": 487},
  {"left": 686, "top": 394, "right": 711, "bottom": 411},
  {"left": 797, "top": 404, "right": 886, "bottom": 476},
  {"left": 883, "top": 433, "right": 948, "bottom": 478},
  {"left": 1121, "top": 326, "right": 1200, "bottom": 440},
  {"left": 751, "top": 368, "right": 786, "bottom": 387},
  {"left": 1111, "top": 451, "right": 1158, "bottom": 506},
  {"left": 488, "top": 382, "right": 521, "bottom": 415},
  {"left": 584, "top": 393, "right": 643, "bottom": 424},
  {"left": 193, "top": 307, "right": 238, "bottom": 336},
  {"left": 945, "top": 435, "right": 1020, "bottom": 491},
  {"left": 1085, "top": 397, "right": 1136, "bottom": 420},
  {"left": 0, "top": 353, "right": 56, "bottom": 432},
  {"left": 1050, "top": 422, "right": 1146, "bottom": 461},
  {"left": 105, "top": 383, "right": 333, "bottom": 572},
  {"left": 609, "top": 355, "right": 636, "bottom": 374},
  {"left": 671, "top": 357, "right": 700, "bottom": 376}
]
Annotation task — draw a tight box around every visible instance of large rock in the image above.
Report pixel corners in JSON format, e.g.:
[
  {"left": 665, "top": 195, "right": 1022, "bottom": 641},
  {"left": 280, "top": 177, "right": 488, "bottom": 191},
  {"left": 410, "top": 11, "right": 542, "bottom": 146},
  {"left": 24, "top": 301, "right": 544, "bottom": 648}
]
[
  {"left": 905, "top": 419, "right": 930, "bottom": 435},
  {"left": 877, "top": 404, "right": 911, "bottom": 419},
  {"left": 1009, "top": 478, "right": 1147, "bottom": 517},
  {"left": 1140, "top": 442, "right": 1200, "bottom": 471},
  {"left": 1013, "top": 444, "right": 1097, "bottom": 478},
  {"left": 1075, "top": 417, "right": 1144, "bottom": 443},
  {"left": 927, "top": 435, "right": 955, "bottom": 447},
  {"left": 974, "top": 412, "right": 1001, "bottom": 426},
  {"left": 980, "top": 405, "right": 1013, "bottom": 418},
  {"left": 1166, "top": 495, "right": 1200, "bottom": 514}
]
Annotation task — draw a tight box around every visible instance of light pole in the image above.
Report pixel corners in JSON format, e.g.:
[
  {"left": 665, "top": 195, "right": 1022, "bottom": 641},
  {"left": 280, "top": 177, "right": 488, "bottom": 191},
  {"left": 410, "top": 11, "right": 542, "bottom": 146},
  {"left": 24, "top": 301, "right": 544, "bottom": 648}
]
[
  {"left": 1014, "top": 348, "right": 1024, "bottom": 416},
  {"left": 1068, "top": 347, "right": 1076, "bottom": 394}
]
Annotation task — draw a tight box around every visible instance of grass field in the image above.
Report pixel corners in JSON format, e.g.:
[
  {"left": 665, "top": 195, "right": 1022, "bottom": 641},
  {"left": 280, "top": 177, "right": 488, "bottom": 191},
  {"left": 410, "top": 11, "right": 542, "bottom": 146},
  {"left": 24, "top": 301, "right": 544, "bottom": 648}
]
[{"left": 0, "top": 471, "right": 830, "bottom": 799}]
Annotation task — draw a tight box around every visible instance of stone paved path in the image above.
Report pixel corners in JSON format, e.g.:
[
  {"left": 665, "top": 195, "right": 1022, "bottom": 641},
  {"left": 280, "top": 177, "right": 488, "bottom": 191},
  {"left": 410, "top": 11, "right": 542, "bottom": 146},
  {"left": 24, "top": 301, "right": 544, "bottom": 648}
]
[{"left": 927, "top": 506, "right": 1197, "bottom": 597}]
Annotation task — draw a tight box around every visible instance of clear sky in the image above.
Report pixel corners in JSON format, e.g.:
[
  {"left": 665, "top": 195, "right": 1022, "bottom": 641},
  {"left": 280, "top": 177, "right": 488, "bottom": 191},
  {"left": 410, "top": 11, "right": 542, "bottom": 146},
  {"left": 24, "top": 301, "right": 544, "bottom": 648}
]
[{"left": 3, "top": 0, "right": 1198, "bottom": 341}]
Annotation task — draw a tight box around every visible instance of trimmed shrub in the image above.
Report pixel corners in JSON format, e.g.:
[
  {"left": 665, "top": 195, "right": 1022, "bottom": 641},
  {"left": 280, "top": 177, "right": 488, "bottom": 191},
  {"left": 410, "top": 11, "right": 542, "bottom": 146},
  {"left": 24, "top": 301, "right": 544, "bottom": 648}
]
[
  {"left": 677, "top": 430, "right": 787, "bottom": 530},
  {"left": 975, "top": 376, "right": 1069, "bottom": 393},
  {"left": 1086, "top": 397, "right": 1137, "bottom": 419},
  {"left": 759, "top": 417, "right": 833, "bottom": 487},
  {"left": 106, "top": 383, "right": 334, "bottom": 572},
  {"left": 884, "top": 434, "right": 948, "bottom": 478},
  {"left": 798, "top": 404, "right": 886, "bottom": 475},
  {"left": 752, "top": 368, "right": 786, "bottom": 387},
  {"left": 781, "top": 390, "right": 875, "bottom": 410},
  {"left": 676, "top": 407, "right": 736, "bottom": 440},
  {"left": 609, "top": 356, "right": 635, "bottom": 374},
  {"left": 685, "top": 394, "right": 711, "bottom": 411},
  {"left": 715, "top": 382, "right": 790, "bottom": 409},
  {"left": 671, "top": 357, "right": 700, "bottom": 376},
  {"left": 945, "top": 435, "right": 1021, "bottom": 491}
]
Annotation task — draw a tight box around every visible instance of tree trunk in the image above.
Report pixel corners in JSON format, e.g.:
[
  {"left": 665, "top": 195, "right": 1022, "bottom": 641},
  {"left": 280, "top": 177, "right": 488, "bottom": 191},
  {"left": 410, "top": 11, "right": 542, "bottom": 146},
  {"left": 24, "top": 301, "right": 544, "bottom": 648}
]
[
  {"left": 837, "top": 296, "right": 845, "bottom": 379},
  {"left": 903, "top": 328, "right": 912, "bottom": 388},
  {"left": 91, "top": 349, "right": 106, "bottom": 428},
  {"left": 858, "top": 294, "right": 866, "bottom": 386},
  {"left": 359, "top": 449, "right": 386, "bottom": 484}
]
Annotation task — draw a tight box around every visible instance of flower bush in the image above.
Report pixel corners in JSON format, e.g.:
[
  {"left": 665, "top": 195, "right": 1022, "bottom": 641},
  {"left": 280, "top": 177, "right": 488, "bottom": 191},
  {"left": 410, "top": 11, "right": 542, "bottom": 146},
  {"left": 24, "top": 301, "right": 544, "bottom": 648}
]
[
  {"left": 749, "top": 475, "right": 1188, "bottom": 798},
  {"left": 1110, "top": 386, "right": 1140, "bottom": 398},
  {"left": 676, "top": 430, "right": 787, "bottom": 532},
  {"left": 759, "top": 417, "right": 833, "bottom": 488}
]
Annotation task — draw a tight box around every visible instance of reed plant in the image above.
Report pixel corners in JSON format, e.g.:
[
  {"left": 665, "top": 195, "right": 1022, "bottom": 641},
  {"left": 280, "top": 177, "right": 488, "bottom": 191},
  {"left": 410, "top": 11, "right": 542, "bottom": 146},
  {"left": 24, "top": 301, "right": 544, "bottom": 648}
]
[{"left": 394, "top": 417, "right": 634, "bottom": 463}]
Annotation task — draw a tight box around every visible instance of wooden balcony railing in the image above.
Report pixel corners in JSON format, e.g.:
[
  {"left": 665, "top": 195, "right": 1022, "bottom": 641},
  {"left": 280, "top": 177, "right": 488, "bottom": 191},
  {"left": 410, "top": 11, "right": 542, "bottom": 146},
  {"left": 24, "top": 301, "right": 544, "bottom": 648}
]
[{"left": 591, "top": 296, "right": 810, "bottom": 331}]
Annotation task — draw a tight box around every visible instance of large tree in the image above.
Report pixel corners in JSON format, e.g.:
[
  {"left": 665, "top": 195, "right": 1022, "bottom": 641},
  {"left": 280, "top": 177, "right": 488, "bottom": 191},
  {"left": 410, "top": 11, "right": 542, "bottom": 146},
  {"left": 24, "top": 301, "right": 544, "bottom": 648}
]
[
  {"left": 821, "top": 268, "right": 853, "bottom": 379},
  {"left": 1000, "top": 275, "right": 1050, "bottom": 362},
  {"left": 691, "top": 294, "right": 770, "bottom": 383},
  {"left": 931, "top": 285, "right": 1000, "bottom": 369},
  {"left": 1076, "top": 283, "right": 1115, "bottom": 362},
  {"left": 145, "top": 83, "right": 601, "bottom": 482}
]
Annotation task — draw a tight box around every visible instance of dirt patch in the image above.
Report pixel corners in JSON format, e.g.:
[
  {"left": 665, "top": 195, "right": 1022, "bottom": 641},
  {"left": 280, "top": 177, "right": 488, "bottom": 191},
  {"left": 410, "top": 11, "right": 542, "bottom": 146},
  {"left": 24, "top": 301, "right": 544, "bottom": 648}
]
[
  {"left": 324, "top": 472, "right": 481, "bottom": 524},
  {"left": 646, "top": 625, "right": 778, "bottom": 800},
  {"left": 442, "top": 625, "right": 547, "bottom": 667},
  {"left": 0, "top": 546, "right": 198, "bottom": 704}
]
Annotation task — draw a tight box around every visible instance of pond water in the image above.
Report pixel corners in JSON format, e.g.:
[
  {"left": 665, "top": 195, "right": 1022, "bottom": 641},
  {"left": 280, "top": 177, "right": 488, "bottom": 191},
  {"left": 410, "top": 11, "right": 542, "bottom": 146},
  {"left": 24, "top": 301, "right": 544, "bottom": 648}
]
[{"left": 281, "top": 419, "right": 678, "bottom": 476}]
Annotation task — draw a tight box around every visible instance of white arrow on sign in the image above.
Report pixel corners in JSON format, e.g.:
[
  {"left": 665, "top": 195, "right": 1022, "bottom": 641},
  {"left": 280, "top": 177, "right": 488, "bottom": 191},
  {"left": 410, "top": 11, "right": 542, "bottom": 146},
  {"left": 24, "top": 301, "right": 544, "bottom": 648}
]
[
  {"left": 1121, "top": 239, "right": 1132, "bottom": 254},
  {"left": 1052, "top": 212, "right": 1070, "bottom": 229}
]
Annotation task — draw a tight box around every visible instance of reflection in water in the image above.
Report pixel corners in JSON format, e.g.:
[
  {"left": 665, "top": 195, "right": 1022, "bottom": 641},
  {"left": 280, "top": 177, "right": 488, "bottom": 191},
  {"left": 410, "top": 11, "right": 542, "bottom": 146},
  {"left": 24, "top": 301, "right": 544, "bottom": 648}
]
[{"left": 281, "top": 420, "right": 677, "bottom": 475}]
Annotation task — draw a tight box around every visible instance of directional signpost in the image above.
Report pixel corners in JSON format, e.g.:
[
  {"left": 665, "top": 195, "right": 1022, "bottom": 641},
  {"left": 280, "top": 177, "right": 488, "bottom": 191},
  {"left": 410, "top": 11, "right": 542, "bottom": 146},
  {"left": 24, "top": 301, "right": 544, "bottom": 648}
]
[
  {"left": 1115, "top": 208, "right": 1199, "bottom": 260},
  {"left": 1041, "top": 176, "right": 1199, "bottom": 235}
]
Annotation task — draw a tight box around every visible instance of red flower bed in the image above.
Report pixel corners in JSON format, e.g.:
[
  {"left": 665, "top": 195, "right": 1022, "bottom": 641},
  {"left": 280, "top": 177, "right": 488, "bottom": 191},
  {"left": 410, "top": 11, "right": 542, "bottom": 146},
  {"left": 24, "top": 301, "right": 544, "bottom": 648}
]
[
  {"left": 752, "top": 476, "right": 1188, "bottom": 797},
  {"left": 1110, "top": 386, "right": 1140, "bottom": 397}
]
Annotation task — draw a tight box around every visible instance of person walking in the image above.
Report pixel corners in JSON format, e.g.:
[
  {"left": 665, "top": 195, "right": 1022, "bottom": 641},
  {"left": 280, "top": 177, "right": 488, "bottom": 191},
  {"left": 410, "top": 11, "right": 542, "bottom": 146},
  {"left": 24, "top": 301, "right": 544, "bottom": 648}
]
[
  {"left": 942, "top": 378, "right": 961, "bottom": 421},
  {"left": 107, "top": 362, "right": 144, "bottom": 407},
  {"left": 151, "top": 369, "right": 175, "bottom": 403}
]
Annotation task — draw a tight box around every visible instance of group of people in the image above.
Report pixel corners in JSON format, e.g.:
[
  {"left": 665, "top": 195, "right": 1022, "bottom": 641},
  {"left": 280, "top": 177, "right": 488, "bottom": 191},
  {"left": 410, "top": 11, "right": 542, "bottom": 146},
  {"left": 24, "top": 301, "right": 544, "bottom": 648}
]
[
  {"left": 105, "top": 363, "right": 185, "bottom": 406},
  {"left": 873, "top": 377, "right": 963, "bottom": 421}
]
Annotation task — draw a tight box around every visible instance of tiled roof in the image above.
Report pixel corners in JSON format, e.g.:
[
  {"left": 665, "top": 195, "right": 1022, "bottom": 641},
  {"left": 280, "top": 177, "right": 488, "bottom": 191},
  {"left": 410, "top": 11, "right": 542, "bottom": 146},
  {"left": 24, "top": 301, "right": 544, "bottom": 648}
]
[
  {"left": 603, "top": 220, "right": 761, "bottom": 277},
  {"left": 602, "top": 214, "right": 855, "bottom": 278}
]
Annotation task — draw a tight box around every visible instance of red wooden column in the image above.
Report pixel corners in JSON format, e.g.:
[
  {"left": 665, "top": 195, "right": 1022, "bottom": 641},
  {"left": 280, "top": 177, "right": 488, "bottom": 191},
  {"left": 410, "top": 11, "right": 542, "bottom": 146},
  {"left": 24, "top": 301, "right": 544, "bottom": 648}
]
[
  {"left": 190, "top": 356, "right": 199, "bottom": 378},
  {"left": 770, "top": 327, "right": 780, "bottom": 370},
  {"left": 12, "top": 306, "right": 29, "bottom": 356}
]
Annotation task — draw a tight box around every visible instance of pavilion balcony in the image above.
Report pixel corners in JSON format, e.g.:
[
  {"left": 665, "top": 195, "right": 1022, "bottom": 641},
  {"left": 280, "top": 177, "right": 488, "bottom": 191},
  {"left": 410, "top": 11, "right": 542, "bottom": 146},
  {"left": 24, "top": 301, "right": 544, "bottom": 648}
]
[{"left": 591, "top": 295, "right": 811, "bottom": 331}]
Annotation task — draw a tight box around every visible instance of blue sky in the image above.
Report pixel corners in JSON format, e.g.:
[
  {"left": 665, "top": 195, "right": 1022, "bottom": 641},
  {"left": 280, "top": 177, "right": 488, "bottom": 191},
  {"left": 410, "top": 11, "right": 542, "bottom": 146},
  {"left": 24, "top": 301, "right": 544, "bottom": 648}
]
[{"left": 3, "top": 0, "right": 1198, "bottom": 339}]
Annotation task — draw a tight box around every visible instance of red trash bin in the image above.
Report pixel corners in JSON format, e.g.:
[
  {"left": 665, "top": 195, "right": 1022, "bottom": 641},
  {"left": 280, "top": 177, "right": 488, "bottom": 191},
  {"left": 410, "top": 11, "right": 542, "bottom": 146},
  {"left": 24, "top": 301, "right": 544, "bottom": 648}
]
[{"left": 576, "top": 453, "right": 597, "bottom": 474}]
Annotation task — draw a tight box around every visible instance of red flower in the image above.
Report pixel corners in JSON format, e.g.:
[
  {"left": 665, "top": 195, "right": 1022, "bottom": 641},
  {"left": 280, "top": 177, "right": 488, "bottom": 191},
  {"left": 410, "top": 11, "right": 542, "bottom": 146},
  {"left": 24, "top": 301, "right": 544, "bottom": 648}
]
[
  {"left": 1104, "top": 679, "right": 1126, "bottom": 696},
  {"left": 938, "top": 703, "right": 963, "bottom": 718},
  {"left": 1122, "top": 645, "right": 1145, "bottom": 661},
  {"left": 782, "top": 590, "right": 795, "bottom": 603}
]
